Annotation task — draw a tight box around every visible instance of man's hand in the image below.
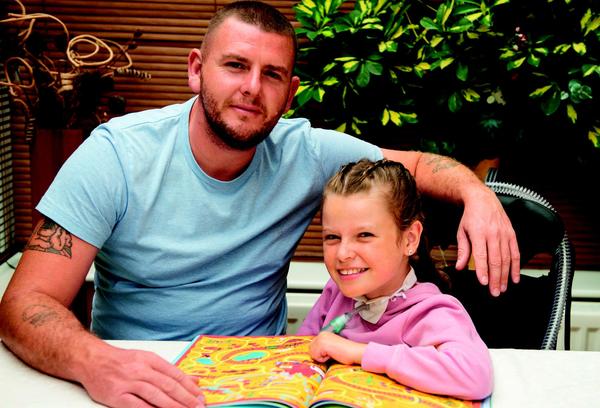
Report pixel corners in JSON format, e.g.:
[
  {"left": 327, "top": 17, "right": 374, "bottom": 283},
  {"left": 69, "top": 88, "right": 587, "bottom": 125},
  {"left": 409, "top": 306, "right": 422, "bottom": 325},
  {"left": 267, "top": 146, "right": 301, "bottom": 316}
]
[
  {"left": 80, "top": 345, "right": 204, "bottom": 408},
  {"left": 309, "top": 332, "right": 366, "bottom": 365},
  {"left": 380, "top": 149, "right": 520, "bottom": 297},
  {"left": 456, "top": 188, "right": 520, "bottom": 297}
]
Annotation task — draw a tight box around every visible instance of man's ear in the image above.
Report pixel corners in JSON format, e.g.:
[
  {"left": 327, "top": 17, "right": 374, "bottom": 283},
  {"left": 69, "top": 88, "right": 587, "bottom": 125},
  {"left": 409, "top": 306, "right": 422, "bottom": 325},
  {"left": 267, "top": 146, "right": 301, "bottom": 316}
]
[
  {"left": 188, "top": 48, "right": 203, "bottom": 94},
  {"left": 284, "top": 75, "right": 301, "bottom": 112}
]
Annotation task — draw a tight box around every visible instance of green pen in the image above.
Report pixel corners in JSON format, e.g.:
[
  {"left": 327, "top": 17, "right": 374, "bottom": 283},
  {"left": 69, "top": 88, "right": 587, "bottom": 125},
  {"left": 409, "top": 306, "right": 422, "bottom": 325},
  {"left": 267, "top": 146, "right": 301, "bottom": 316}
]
[{"left": 321, "top": 303, "right": 370, "bottom": 334}]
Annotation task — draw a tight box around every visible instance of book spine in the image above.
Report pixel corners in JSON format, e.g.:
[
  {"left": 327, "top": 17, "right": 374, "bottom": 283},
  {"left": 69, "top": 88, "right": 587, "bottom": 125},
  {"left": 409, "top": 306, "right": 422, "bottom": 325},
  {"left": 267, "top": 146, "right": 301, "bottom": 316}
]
[{"left": 171, "top": 335, "right": 201, "bottom": 364}]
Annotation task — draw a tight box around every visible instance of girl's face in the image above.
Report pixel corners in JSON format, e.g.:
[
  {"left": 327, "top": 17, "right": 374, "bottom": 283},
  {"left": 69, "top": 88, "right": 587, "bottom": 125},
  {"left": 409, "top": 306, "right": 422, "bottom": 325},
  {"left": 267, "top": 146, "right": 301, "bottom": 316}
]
[{"left": 322, "top": 190, "right": 419, "bottom": 300}]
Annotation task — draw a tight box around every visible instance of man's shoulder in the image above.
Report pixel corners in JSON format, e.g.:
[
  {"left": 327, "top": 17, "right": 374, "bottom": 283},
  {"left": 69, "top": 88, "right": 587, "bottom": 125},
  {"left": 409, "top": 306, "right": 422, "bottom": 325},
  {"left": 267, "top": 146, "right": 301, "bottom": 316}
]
[
  {"left": 272, "top": 117, "right": 343, "bottom": 136},
  {"left": 272, "top": 117, "right": 311, "bottom": 135},
  {"left": 106, "top": 99, "right": 190, "bottom": 130},
  {"left": 89, "top": 98, "right": 194, "bottom": 151},
  {"left": 270, "top": 117, "right": 352, "bottom": 148},
  {"left": 116, "top": 101, "right": 189, "bottom": 124}
]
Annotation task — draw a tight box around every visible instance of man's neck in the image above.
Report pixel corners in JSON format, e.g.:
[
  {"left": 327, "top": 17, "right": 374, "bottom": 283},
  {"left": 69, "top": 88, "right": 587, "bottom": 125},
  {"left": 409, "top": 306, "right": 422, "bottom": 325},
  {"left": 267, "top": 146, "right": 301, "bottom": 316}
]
[{"left": 188, "top": 99, "right": 256, "bottom": 181}]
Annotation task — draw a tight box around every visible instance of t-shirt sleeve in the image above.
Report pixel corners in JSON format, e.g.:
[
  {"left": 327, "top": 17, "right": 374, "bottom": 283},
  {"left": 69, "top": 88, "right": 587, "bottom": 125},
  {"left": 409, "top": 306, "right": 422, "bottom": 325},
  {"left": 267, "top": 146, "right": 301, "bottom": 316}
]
[
  {"left": 307, "top": 127, "right": 383, "bottom": 180},
  {"left": 35, "top": 126, "right": 127, "bottom": 248}
]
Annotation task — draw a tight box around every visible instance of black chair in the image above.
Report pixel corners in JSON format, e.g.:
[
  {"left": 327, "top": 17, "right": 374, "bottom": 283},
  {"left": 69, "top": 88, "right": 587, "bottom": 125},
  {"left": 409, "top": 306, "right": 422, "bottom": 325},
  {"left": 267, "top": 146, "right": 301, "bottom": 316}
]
[{"left": 423, "top": 177, "right": 574, "bottom": 350}]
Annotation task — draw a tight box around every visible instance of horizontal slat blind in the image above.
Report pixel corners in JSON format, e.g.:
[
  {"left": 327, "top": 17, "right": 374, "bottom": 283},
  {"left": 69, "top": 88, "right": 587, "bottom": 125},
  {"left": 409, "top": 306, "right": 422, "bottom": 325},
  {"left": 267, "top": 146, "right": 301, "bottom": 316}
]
[
  {"left": 6, "top": 1, "right": 600, "bottom": 272},
  {"left": 0, "top": 85, "right": 16, "bottom": 262}
]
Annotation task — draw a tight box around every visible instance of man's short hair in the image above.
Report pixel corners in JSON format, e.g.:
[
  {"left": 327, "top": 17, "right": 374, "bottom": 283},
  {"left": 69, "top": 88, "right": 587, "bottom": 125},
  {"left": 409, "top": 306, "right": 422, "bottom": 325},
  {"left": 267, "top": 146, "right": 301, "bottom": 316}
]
[{"left": 203, "top": 1, "right": 297, "bottom": 64}]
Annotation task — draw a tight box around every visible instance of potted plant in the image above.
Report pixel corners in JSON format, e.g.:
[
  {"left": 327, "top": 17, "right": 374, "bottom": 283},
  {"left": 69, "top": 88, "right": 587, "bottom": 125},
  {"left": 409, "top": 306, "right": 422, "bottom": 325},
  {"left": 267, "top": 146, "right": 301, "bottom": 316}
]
[
  {"left": 1, "top": 1, "right": 149, "bottom": 139},
  {"left": 1, "top": 0, "right": 150, "bottom": 220},
  {"left": 289, "top": 0, "right": 599, "bottom": 171}
]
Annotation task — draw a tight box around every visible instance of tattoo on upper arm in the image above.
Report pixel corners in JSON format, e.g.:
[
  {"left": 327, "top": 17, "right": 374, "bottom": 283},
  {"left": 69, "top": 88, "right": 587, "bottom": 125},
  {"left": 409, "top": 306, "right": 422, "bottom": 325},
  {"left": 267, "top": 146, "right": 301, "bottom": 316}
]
[
  {"left": 425, "top": 155, "right": 460, "bottom": 173},
  {"left": 22, "top": 304, "right": 60, "bottom": 327},
  {"left": 25, "top": 218, "right": 73, "bottom": 258}
]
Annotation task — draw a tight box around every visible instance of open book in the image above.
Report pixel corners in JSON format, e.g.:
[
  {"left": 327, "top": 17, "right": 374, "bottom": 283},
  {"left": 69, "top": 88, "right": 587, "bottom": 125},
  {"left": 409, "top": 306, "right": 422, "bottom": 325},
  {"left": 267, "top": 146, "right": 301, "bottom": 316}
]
[{"left": 174, "top": 335, "right": 490, "bottom": 408}]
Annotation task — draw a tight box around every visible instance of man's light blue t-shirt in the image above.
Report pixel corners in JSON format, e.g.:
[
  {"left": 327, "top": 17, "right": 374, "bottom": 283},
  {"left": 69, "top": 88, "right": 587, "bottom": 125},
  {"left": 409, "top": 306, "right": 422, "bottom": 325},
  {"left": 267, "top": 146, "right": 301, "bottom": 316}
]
[{"left": 37, "top": 96, "right": 382, "bottom": 340}]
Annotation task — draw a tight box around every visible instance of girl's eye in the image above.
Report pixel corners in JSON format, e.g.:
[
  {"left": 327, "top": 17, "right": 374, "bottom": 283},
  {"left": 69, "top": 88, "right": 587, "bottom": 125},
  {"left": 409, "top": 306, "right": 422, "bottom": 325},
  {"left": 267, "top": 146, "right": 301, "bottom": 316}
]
[
  {"left": 358, "top": 232, "right": 374, "bottom": 238},
  {"left": 323, "top": 234, "right": 340, "bottom": 241}
]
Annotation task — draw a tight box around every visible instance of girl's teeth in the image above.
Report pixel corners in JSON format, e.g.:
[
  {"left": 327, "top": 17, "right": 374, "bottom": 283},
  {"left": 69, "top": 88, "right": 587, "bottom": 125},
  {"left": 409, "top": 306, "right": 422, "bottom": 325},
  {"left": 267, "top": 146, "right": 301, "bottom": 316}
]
[{"left": 339, "top": 268, "right": 366, "bottom": 275}]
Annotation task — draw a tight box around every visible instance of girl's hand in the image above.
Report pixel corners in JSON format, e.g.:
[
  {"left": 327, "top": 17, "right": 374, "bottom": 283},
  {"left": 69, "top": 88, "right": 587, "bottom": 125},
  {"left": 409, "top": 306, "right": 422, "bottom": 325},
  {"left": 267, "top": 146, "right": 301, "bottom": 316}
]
[{"left": 309, "top": 331, "right": 367, "bottom": 365}]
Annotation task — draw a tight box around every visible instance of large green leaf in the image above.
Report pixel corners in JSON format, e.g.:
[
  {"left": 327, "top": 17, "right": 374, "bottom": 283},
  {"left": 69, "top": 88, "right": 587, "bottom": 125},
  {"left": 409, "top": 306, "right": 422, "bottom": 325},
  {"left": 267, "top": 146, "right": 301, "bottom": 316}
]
[
  {"left": 356, "top": 63, "right": 371, "bottom": 87},
  {"left": 553, "top": 44, "right": 571, "bottom": 54},
  {"left": 461, "top": 88, "right": 480, "bottom": 102},
  {"left": 322, "top": 76, "right": 339, "bottom": 86},
  {"left": 342, "top": 60, "right": 360, "bottom": 73},
  {"left": 420, "top": 17, "right": 440, "bottom": 31},
  {"left": 464, "top": 12, "right": 484, "bottom": 23},
  {"left": 540, "top": 89, "right": 561, "bottom": 115},
  {"left": 448, "top": 92, "right": 463, "bottom": 112},
  {"left": 529, "top": 85, "right": 553, "bottom": 98},
  {"left": 569, "top": 80, "right": 593, "bottom": 103},
  {"left": 379, "top": 40, "right": 398, "bottom": 52},
  {"left": 567, "top": 103, "right": 577, "bottom": 123},
  {"left": 439, "top": 57, "right": 455, "bottom": 69},
  {"left": 366, "top": 60, "right": 384, "bottom": 75},
  {"left": 456, "top": 62, "right": 469, "bottom": 81},
  {"left": 582, "top": 64, "right": 599, "bottom": 77},
  {"left": 572, "top": 42, "right": 587, "bottom": 55},
  {"left": 454, "top": 4, "right": 481, "bottom": 16},
  {"left": 527, "top": 53, "right": 541, "bottom": 67},
  {"left": 588, "top": 127, "right": 600, "bottom": 148},
  {"left": 295, "top": 83, "right": 316, "bottom": 106},
  {"left": 448, "top": 18, "right": 474, "bottom": 33},
  {"left": 507, "top": 57, "right": 526, "bottom": 70}
]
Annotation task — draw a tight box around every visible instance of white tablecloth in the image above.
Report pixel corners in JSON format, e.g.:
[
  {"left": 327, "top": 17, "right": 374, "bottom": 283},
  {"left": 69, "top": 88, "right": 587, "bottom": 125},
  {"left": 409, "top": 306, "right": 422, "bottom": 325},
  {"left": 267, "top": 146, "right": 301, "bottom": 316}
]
[{"left": 1, "top": 340, "right": 599, "bottom": 407}]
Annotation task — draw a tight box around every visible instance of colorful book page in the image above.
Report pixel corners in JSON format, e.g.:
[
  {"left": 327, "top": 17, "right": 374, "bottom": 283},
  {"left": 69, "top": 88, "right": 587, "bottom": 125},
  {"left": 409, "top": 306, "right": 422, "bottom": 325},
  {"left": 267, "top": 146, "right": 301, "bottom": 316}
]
[
  {"left": 176, "top": 335, "right": 326, "bottom": 408},
  {"left": 175, "top": 335, "right": 490, "bottom": 408},
  {"left": 310, "top": 364, "right": 485, "bottom": 408}
]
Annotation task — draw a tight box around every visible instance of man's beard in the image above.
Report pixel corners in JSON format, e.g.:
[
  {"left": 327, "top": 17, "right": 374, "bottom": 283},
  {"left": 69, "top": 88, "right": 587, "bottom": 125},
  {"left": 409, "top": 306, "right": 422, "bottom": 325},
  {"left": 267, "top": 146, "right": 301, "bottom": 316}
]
[{"left": 199, "top": 82, "right": 282, "bottom": 151}]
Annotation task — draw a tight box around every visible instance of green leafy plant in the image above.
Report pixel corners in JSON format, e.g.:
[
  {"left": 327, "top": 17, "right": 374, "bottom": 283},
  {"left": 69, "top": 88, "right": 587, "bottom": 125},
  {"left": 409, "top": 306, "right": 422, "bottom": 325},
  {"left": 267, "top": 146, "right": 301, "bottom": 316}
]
[{"left": 289, "top": 0, "right": 599, "bottom": 167}]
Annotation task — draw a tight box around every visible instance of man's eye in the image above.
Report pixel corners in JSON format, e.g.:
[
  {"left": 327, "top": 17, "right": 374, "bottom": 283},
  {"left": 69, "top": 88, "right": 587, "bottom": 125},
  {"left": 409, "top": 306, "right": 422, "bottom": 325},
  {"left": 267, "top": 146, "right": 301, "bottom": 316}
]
[
  {"left": 225, "top": 62, "right": 245, "bottom": 69},
  {"left": 265, "top": 71, "right": 282, "bottom": 80}
]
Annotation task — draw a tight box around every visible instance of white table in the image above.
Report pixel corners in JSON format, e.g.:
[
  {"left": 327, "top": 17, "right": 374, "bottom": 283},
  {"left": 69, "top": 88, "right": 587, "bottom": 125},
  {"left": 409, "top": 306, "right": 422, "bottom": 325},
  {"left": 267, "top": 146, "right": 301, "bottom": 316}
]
[{"left": 1, "top": 340, "right": 599, "bottom": 407}]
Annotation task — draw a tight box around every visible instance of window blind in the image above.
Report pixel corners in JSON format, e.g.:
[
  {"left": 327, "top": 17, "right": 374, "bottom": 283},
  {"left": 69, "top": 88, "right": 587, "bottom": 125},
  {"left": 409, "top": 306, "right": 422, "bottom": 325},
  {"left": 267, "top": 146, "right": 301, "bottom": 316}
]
[{"left": 0, "top": 85, "right": 16, "bottom": 263}]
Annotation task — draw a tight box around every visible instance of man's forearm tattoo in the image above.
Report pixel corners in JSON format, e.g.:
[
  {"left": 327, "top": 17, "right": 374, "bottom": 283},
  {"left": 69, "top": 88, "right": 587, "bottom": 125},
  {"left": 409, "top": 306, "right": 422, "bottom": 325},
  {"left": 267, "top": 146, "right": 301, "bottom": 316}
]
[
  {"left": 425, "top": 155, "right": 460, "bottom": 173},
  {"left": 25, "top": 218, "right": 73, "bottom": 258},
  {"left": 22, "top": 304, "right": 60, "bottom": 327}
]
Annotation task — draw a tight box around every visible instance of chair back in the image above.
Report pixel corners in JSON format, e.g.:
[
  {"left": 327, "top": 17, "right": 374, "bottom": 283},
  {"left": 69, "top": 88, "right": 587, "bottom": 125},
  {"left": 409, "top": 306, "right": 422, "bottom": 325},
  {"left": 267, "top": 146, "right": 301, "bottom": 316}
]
[{"left": 423, "top": 181, "right": 574, "bottom": 349}]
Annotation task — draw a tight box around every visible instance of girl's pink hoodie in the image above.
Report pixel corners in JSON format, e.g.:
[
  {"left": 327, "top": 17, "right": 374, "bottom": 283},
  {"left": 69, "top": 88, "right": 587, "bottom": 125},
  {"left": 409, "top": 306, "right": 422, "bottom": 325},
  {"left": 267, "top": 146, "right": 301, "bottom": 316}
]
[{"left": 297, "top": 279, "right": 493, "bottom": 400}]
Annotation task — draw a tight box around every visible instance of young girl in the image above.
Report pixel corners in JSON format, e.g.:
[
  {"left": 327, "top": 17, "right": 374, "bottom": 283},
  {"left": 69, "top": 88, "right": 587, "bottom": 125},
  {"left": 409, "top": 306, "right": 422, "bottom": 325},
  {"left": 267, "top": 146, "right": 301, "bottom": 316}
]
[{"left": 297, "top": 159, "right": 493, "bottom": 400}]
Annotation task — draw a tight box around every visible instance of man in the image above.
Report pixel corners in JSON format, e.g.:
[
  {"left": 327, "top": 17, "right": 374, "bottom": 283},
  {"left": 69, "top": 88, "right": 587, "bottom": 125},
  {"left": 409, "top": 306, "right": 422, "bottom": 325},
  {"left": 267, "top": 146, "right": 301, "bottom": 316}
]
[{"left": 0, "top": 2, "right": 519, "bottom": 407}]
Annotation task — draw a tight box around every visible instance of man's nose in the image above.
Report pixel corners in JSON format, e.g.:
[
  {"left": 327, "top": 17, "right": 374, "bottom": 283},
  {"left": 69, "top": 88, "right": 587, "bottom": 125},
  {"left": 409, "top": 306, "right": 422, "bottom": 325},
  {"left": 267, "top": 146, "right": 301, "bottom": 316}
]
[{"left": 240, "top": 69, "right": 261, "bottom": 96}]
